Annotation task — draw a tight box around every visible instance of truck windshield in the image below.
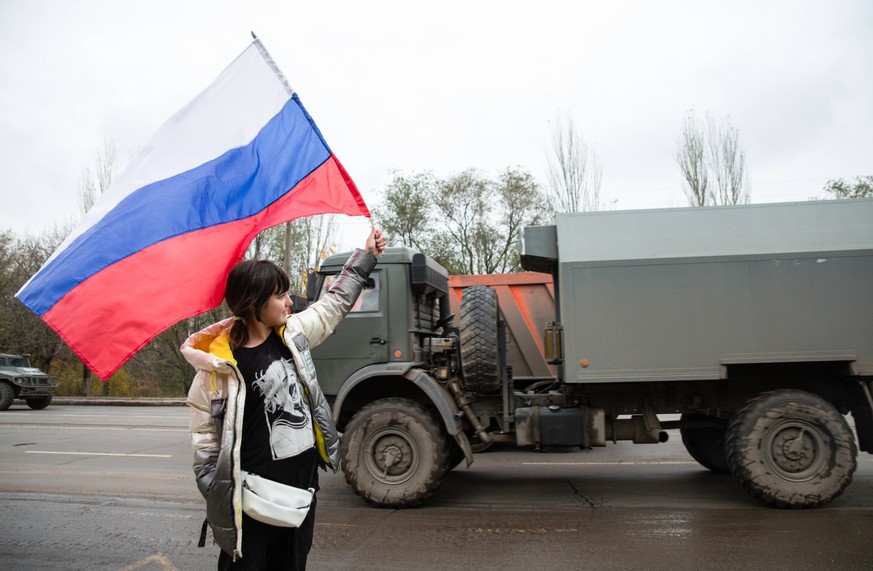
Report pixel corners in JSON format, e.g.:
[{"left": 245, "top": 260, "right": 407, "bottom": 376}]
[
  {"left": 8, "top": 357, "right": 29, "bottom": 367},
  {"left": 319, "top": 272, "right": 380, "bottom": 313}
]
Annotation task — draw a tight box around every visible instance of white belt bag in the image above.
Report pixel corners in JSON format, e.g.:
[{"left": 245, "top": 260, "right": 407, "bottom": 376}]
[{"left": 240, "top": 470, "right": 315, "bottom": 528}]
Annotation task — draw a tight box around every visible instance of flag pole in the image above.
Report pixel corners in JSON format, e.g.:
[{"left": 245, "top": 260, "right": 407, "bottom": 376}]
[{"left": 250, "top": 31, "right": 294, "bottom": 96}]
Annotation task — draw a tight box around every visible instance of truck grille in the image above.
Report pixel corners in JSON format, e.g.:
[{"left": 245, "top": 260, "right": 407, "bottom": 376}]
[{"left": 15, "top": 376, "right": 58, "bottom": 388}]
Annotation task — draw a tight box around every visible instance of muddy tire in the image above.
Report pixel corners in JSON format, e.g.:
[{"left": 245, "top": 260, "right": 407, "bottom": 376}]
[
  {"left": 26, "top": 396, "right": 52, "bottom": 410},
  {"left": 0, "top": 382, "right": 14, "bottom": 411},
  {"left": 680, "top": 413, "right": 729, "bottom": 473},
  {"left": 341, "top": 398, "right": 449, "bottom": 508},
  {"left": 726, "top": 389, "right": 857, "bottom": 508},
  {"left": 459, "top": 286, "right": 500, "bottom": 394}
]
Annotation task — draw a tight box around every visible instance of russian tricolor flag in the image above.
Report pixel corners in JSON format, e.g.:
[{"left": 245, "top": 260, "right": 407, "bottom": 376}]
[{"left": 16, "top": 38, "right": 370, "bottom": 380}]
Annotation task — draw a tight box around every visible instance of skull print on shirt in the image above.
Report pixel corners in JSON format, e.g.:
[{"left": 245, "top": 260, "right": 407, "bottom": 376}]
[{"left": 250, "top": 356, "right": 315, "bottom": 459}]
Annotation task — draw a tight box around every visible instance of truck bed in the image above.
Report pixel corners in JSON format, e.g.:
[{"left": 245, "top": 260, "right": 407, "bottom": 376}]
[{"left": 549, "top": 199, "right": 873, "bottom": 383}]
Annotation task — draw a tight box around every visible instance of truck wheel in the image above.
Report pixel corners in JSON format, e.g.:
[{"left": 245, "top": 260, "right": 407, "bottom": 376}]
[
  {"left": 0, "top": 382, "right": 14, "bottom": 411},
  {"left": 726, "top": 389, "right": 857, "bottom": 508},
  {"left": 680, "top": 414, "right": 729, "bottom": 473},
  {"left": 459, "top": 286, "right": 501, "bottom": 394},
  {"left": 26, "top": 396, "right": 52, "bottom": 410},
  {"left": 341, "top": 398, "right": 449, "bottom": 508}
]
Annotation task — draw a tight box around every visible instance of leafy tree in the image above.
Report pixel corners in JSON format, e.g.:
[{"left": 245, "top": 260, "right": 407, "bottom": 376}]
[
  {"left": 378, "top": 168, "right": 549, "bottom": 275},
  {"left": 0, "top": 230, "right": 13, "bottom": 297},
  {"left": 823, "top": 176, "right": 873, "bottom": 199},
  {"left": 0, "top": 227, "right": 70, "bottom": 373},
  {"left": 492, "top": 168, "right": 551, "bottom": 271},
  {"left": 374, "top": 171, "right": 434, "bottom": 251},
  {"left": 676, "top": 109, "right": 750, "bottom": 206},
  {"left": 0, "top": 231, "right": 18, "bottom": 352},
  {"left": 432, "top": 170, "right": 490, "bottom": 274}
]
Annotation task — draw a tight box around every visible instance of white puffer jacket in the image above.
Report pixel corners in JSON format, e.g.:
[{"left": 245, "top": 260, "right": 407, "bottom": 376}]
[{"left": 183, "top": 249, "right": 376, "bottom": 560}]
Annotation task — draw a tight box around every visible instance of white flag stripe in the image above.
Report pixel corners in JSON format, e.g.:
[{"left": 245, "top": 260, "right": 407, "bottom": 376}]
[{"left": 41, "top": 43, "right": 290, "bottom": 271}]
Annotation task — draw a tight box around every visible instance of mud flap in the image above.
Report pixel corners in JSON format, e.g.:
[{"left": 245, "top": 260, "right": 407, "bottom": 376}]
[
  {"left": 852, "top": 380, "right": 873, "bottom": 453},
  {"left": 452, "top": 431, "right": 474, "bottom": 467}
]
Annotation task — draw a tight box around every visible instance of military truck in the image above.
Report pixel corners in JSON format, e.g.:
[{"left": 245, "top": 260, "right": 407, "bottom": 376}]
[
  {"left": 0, "top": 353, "right": 57, "bottom": 410},
  {"left": 309, "top": 198, "right": 873, "bottom": 509}
]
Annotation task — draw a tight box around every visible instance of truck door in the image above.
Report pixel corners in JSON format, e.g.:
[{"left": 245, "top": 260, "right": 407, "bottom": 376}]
[{"left": 310, "top": 270, "right": 389, "bottom": 395}]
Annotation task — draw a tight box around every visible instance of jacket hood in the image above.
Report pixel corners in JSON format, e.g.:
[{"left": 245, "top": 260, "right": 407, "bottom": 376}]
[{"left": 180, "top": 317, "right": 237, "bottom": 372}]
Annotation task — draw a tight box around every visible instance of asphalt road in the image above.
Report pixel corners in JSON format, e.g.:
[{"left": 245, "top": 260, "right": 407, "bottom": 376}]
[{"left": 1, "top": 404, "right": 872, "bottom": 570}]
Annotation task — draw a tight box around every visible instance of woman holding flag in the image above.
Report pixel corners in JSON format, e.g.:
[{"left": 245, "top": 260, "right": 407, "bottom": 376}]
[
  {"left": 183, "top": 226, "right": 386, "bottom": 570},
  {"left": 15, "top": 34, "right": 382, "bottom": 568}
]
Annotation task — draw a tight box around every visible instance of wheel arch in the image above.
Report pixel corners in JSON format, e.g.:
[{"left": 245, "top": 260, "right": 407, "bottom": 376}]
[
  {"left": 0, "top": 377, "right": 19, "bottom": 391},
  {"left": 332, "top": 364, "right": 464, "bottom": 437},
  {"left": 720, "top": 363, "right": 873, "bottom": 453}
]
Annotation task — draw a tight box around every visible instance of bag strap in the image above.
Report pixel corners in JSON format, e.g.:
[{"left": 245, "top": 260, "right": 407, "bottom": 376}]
[{"left": 198, "top": 518, "right": 209, "bottom": 548}]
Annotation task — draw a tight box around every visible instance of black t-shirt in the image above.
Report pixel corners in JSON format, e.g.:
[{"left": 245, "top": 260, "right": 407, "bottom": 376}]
[{"left": 234, "top": 331, "right": 319, "bottom": 490}]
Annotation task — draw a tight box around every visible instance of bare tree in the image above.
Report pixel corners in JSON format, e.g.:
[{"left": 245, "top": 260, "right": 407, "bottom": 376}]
[
  {"left": 285, "top": 215, "right": 337, "bottom": 292},
  {"left": 676, "top": 110, "right": 749, "bottom": 206},
  {"left": 676, "top": 110, "right": 709, "bottom": 206},
  {"left": 546, "top": 114, "right": 602, "bottom": 213},
  {"left": 129, "top": 305, "right": 227, "bottom": 395},
  {"left": 78, "top": 138, "right": 118, "bottom": 215},
  {"left": 707, "top": 115, "right": 749, "bottom": 205},
  {"left": 246, "top": 215, "right": 337, "bottom": 294}
]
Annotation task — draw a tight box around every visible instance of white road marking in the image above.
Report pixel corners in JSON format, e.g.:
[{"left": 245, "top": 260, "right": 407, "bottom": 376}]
[
  {"left": 523, "top": 458, "right": 873, "bottom": 466},
  {"left": 468, "top": 527, "right": 578, "bottom": 534},
  {"left": 54, "top": 414, "right": 183, "bottom": 419},
  {"left": 26, "top": 451, "right": 172, "bottom": 458},
  {"left": 0, "top": 424, "right": 185, "bottom": 432},
  {"left": 522, "top": 461, "right": 698, "bottom": 466}
]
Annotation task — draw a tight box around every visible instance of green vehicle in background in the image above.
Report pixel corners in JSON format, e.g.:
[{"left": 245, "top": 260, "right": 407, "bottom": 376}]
[{"left": 0, "top": 352, "right": 58, "bottom": 410}]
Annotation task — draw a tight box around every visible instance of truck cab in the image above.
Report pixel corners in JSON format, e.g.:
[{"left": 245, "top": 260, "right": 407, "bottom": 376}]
[
  {"left": 308, "top": 247, "right": 470, "bottom": 507},
  {"left": 310, "top": 247, "right": 451, "bottom": 398}
]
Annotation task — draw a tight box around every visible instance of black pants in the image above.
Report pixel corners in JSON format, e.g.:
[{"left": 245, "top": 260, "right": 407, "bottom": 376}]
[{"left": 217, "top": 494, "right": 316, "bottom": 571}]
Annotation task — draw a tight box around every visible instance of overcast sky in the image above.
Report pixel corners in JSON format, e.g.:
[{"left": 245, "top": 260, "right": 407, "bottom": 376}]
[{"left": 2, "top": 0, "right": 871, "bottom": 250}]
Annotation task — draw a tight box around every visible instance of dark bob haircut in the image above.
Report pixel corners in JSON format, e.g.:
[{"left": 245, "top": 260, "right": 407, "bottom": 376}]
[{"left": 224, "top": 259, "right": 291, "bottom": 349}]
